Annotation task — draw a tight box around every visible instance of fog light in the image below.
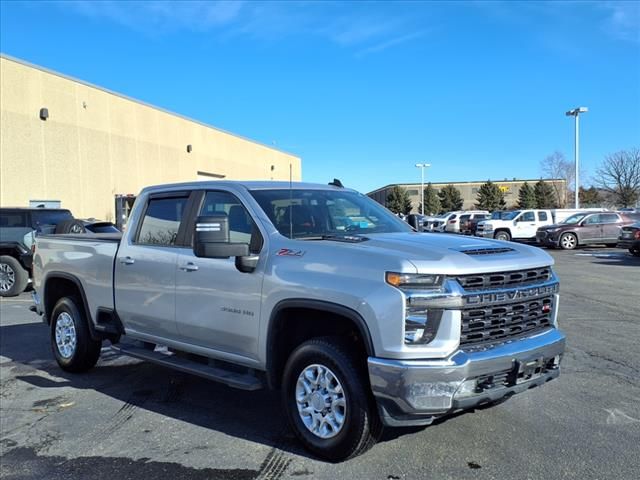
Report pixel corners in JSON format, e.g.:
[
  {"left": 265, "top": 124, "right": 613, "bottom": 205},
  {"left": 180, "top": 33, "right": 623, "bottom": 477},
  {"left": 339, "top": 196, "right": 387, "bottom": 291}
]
[{"left": 404, "top": 310, "right": 443, "bottom": 345}]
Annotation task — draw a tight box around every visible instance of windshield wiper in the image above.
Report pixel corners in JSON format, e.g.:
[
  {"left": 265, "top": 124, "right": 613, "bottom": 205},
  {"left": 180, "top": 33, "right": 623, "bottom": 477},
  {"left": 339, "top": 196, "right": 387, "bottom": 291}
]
[{"left": 298, "top": 234, "right": 369, "bottom": 243}]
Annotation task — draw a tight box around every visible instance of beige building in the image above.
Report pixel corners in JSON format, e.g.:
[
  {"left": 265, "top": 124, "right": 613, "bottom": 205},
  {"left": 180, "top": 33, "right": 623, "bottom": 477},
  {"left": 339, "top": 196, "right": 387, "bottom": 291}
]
[
  {"left": 368, "top": 178, "right": 567, "bottom": 212},
  {"left": 0, "top": 55, "right": 301, "bottom": 221}
]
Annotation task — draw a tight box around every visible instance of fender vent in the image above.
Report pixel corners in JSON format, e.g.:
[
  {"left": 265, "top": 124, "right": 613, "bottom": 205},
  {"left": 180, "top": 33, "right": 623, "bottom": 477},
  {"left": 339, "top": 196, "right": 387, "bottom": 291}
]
[{"left": 458, "top": 247, "right": 515, "bottom": 256}]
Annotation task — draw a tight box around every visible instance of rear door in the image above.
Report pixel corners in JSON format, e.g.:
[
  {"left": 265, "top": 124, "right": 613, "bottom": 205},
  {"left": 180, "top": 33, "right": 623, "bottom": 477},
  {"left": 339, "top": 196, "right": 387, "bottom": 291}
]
[
  {"left": 600, "top": 213, "right": 623, "bottom": 243},
  {"left": 174, "top": 189, "right": 265, "bottom": 359},
  {"left": 580, "top": 214, "right": 602, "bottom": 243},
  {"left": 114, "top": 191, "right": 191, "bottom": 339}
]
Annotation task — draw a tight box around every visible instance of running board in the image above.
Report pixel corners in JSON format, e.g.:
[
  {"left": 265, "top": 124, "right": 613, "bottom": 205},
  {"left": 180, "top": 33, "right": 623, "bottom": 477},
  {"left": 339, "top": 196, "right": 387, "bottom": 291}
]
[{"left": 110, "top": 343, "right": 264, "bottom": 391}]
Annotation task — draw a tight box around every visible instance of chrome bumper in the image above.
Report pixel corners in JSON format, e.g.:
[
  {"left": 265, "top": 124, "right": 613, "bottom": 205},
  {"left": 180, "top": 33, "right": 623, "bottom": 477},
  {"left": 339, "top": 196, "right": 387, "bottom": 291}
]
[
  {"left": 368, "top": 328, "right": 565, "bottom": 426},
  {"left": 475, "top": 230, "right": 494, "bottom": 238}
]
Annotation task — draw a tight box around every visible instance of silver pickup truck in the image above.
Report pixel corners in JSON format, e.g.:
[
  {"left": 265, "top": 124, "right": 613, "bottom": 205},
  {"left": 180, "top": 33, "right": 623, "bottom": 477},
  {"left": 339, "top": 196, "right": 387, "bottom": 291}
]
[{"left": 32, "top": 181, "right": 565, "bottom": 461}]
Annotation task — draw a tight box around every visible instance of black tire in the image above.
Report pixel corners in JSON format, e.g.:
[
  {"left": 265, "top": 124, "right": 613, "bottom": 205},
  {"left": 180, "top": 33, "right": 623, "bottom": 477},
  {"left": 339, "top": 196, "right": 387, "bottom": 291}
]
[
  {"left": 494, "top": 230, "right": 511, "bottom": 242},
  {"left": 55, "top": 219, "right": 86, "bottom": 234},
  {"left": 51, "top": 296, "right": 101, "bottom": 373},
  {"left": 282, "top": 337, "right": 382, "bottom": 462},
  {"left": 0, "top": 255, "right": 29, "bottom": 297},
  {"left": 559, "top": 233, "right": 578, "bottom": 250}
]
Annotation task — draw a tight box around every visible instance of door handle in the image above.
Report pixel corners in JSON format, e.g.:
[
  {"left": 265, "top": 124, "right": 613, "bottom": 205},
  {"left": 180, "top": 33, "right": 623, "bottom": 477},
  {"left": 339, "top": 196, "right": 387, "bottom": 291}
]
[
  {"left": 179, "top": 262, "right": 199, "bottom": 272},
  {"left": 120, "top": 256, "right": 135, "bottom": 265}
]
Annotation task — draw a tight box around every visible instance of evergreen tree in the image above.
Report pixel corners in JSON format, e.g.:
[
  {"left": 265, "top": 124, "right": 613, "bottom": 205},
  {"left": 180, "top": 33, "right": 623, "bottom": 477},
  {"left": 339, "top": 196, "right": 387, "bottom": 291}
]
[
  {"left": 438, "top": 184, "right": 464, "bottom": 211},
  {"left": 419, "top": 183, "right": 441, "bottom": 215},
  {"left": 579, "top": 186, "right": 603, "bottom": 207},
  {"left": 386, "top": 186, "right": 413, "bottom": 215},
  {"left": 517, "top": 182, "right": 537, "bottom": 208},
  {"left": 475, "top": 181, "right": 507, "bottom": 211},
  {"left": 534, "top": 180, "right": 557, "bottom": 208}
]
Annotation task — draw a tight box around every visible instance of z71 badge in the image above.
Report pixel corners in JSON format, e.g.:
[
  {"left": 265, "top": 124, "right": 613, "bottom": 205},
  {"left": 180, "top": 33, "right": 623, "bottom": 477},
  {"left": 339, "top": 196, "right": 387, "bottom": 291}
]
[{"left": 277, "top": 248, "right": 306, "bottom": 257}]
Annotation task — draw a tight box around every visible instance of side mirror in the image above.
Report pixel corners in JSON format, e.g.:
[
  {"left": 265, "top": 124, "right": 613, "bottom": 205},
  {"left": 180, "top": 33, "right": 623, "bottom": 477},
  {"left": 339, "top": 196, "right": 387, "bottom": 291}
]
[
  {"left": 193, "top": 215, "right": 249, "bottom": 259},
  {"left": 407, "top": 214, "right": 420, "bottom": 230}
]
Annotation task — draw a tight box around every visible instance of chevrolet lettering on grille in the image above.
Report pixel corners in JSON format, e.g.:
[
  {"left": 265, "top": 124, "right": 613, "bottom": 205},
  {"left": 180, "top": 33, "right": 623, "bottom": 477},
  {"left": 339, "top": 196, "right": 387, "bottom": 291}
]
[{"left": 464, "top": 284, "right": 559, "bottom": 306}]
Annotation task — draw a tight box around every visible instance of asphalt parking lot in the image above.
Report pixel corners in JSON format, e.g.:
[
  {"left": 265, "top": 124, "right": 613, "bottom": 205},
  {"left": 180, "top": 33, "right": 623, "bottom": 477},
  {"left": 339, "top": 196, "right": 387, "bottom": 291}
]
[{"left": 1, "top": 247, "right": 639, "bottom": 480}]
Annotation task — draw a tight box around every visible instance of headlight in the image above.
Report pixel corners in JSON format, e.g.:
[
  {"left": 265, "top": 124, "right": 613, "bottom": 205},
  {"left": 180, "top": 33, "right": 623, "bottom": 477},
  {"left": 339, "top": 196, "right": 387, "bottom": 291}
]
[
  {"left": 386, "top": 272, "right": 443, "bottom": 290},
  {"left": 404, "top": 309, "right": 443, "bottom": 344}
]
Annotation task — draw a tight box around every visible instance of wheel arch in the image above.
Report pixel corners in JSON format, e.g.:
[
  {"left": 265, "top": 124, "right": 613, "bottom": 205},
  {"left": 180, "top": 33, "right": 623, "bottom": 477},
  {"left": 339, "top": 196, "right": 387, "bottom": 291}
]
[{"left": 265, "top": 299, "right": 375, "bottom": 390}]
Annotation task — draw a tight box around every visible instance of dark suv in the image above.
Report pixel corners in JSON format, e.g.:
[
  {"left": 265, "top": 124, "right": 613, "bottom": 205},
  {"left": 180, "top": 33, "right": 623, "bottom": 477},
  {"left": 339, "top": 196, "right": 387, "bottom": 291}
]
[
  {"left": 0, "top": 208, "right": 78, "bottom": 296},
  {"left": 536, "top": 212, "right": 640, "bottom": 250}
]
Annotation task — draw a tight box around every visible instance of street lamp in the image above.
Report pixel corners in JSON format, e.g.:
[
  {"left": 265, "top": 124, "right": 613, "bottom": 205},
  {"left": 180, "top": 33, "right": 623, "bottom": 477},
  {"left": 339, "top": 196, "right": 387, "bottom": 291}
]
[
  {"left": 415, "top": 163, "right": 431, "bottom": 215},
  {"left": 565, "top": 106, "right": 588, "bottom": 208}
]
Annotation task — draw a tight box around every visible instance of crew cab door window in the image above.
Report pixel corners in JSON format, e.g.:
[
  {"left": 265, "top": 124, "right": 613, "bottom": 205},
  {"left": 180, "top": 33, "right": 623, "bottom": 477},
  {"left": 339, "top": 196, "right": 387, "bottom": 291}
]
[
  {"left": 538, "top": 211, "right": 548, "bottom": 222},
  {"left": 519, "top": 211, "right": 535, "bottom": 222},
  {"left": 198, "top": 191, "right": 263, "bottom": 252},
  {"left": 136, "top": 196, "right": 188, "bottom": 246}
]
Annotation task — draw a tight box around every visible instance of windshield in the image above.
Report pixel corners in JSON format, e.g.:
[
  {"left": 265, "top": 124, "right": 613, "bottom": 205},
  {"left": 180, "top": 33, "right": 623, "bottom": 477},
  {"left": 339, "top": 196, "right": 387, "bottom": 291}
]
[
  {"left": 562, "top": 213, "right": 588, "bottom": 224},
  {"left": 250, "top": 189, "right": 412, "bottom": 238},
  {"left": 502, "top": 211, "right": 521, "bottom": 220}
]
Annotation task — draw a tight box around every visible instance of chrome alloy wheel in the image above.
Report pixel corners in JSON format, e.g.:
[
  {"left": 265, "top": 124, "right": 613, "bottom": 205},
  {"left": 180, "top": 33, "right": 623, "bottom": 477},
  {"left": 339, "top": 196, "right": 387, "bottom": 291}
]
[
  {"left": 561, "top": 234, "right": 577, "bottom": 249},
  {"left": 55, "top": 312, "right": 77, "bottom": 359},
  {"left": 0, "top": 263, "right": 15, "bottom": 293},
  {"left": 69, "top": 223, "right": 84, "bottom": 233},
  {"left": 295, "top": 364, "right": 347, "bottom": 439}
]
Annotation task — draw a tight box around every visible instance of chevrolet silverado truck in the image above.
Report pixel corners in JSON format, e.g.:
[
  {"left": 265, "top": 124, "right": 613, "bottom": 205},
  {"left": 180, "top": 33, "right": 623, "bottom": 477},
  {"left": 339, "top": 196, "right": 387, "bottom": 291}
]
[
  {"left": 475, "top": 209, "right": 554, "bottom": 242},
  {"left": 32, "top": 181, "right": 565, "bottom": 461}
]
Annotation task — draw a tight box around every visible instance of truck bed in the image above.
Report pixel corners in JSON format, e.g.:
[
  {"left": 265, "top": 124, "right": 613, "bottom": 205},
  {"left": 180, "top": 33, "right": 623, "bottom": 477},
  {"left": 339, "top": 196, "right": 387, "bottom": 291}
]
[{"left": 35, "top": 233, "right": 122, "bottom": 321}]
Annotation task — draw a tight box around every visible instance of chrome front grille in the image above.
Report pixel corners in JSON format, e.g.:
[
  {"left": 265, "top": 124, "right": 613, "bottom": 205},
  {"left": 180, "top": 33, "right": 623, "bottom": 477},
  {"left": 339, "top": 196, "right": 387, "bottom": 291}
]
[
  {"left": 455, "top": 267, "right": 552, "bottom": 291},
  {"left": 460, "top": 296, "right": 554, "bottom": 349}
]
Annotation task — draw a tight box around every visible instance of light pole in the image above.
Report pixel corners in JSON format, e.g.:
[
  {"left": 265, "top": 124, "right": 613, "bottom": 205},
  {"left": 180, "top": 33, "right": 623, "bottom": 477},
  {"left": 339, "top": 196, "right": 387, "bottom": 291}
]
[
  {"left": 415, "top": 163, "right": 431, "bottom": 215},
  {"left": 565, "top": 107, "right": 588, "bottom": 208}
]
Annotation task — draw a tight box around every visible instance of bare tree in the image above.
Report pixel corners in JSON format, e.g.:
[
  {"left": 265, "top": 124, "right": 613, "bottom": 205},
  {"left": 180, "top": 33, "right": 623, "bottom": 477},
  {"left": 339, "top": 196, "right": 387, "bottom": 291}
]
[
  {"left": 595, "top": 148, "right": 640, "bottom": 208},
  {"left": 540, "top": 151, "right": 576, "bottom": 208}
]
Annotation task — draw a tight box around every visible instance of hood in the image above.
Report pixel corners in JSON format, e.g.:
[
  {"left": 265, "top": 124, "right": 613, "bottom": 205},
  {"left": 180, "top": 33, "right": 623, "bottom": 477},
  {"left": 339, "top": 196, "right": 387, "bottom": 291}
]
[
  {"left": 328, "top": 232, "right": 553, "bottom": 275},
  {"left": 538, "top": 223, "right": 567, "bottom": 231}
]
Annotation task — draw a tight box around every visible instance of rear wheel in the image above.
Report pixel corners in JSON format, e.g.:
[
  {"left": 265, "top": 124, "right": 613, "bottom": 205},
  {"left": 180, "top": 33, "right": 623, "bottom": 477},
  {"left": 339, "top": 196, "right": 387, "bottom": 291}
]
[
  {"left": 282, "top": 337, "right": 381, "bottom": 461},
  {"left": 494, "top": 230, "right": 511, "bottom": 242},
  {"left": 559, "top": 233, "right": 578, "bottom": 250},
  {"left": 0, "top": 256, "right": 28, "bottom": 297},
  {"left": 51, "top": 296, "right": 101, "bottom": 372}
]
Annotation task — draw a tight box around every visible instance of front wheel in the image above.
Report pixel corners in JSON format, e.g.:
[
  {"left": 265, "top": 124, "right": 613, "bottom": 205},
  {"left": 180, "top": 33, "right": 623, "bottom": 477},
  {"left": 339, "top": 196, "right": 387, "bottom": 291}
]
[
  {"left": 51, "top": 296, "right": 102, "bottom": 372},
  {"left": 282, "top": 337, "right": 381, "bottom": 461},
  {"left": 559, "top": 233, "right": 578, "bottom": 250},
  {"left": 494, "top": 230, "right": 511, "bottom": 242}
]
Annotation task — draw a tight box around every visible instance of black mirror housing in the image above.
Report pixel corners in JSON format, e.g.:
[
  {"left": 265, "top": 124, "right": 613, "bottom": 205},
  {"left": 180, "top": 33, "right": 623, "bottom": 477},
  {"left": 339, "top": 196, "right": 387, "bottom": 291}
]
[{"left": 193, "top": 215, "right": 250, "bottom": 258}]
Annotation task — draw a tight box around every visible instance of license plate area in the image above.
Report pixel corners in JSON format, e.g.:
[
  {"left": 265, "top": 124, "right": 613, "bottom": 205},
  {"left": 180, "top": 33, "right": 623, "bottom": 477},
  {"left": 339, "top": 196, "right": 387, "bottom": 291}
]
[{"left": 516, "top": 357, "right": 545, "bottom": 384}]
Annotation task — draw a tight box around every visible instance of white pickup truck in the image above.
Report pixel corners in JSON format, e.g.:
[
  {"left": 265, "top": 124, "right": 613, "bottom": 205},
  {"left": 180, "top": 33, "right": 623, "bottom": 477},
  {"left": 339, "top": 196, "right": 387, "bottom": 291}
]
[
  {"left": 475, "top": 209, "right": 554, "bottom": 241},
  {"left": 32, "top": 181, "right": 565, "bottom": 461}
]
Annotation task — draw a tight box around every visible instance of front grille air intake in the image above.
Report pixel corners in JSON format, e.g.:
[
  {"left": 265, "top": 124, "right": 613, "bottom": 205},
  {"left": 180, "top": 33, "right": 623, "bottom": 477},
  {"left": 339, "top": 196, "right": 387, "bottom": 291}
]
[{"left": 455, "top": 267, "right": 552, "bottom": 291}]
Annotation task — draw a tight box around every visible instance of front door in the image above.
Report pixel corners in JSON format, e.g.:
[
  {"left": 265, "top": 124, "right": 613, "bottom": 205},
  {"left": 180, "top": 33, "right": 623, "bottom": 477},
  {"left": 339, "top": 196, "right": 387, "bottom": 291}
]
[
  {"left": 513, "top": 211, "right": 537, "bottom": 238},
  {"left": 174, "top": 190, "right": 265, "bottom": 360},
  {"left": 115, "top": 192, "right": 191, "bottom": 338}
]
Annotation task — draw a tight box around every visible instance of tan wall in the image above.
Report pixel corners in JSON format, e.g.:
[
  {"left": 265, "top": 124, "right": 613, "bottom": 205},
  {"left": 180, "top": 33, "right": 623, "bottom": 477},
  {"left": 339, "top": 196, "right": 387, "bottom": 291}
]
[{"left": 0, "top": 56, "right": 301, "bottom": 221}]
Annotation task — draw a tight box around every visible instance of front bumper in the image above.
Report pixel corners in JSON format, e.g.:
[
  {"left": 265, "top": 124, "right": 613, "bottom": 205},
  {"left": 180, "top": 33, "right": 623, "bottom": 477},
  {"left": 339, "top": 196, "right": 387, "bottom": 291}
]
[
  {"left": 368, "top": 328, "right": 565, "bottom": 426},
  {"left": 617, "top": 239, "right": 639, "bottom": 250},
  {"left": 475, "top": 229, "right": 494, "bottom": 238}
]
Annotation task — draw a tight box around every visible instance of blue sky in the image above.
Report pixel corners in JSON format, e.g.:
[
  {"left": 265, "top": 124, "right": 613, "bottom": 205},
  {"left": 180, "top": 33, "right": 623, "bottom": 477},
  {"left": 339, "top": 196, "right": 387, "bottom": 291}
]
[{"left": 1, "top": 1, "right": 639, "bottom": 193}]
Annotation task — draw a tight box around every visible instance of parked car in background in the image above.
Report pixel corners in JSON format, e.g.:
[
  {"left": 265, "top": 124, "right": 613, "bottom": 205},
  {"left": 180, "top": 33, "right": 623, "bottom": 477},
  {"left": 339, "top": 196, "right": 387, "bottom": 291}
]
[
  {"left": 456, "top": 212, "right": 490, "bottom": 235},
  {"left": 445, "top": 210, "right": 489, "bottom": 234},
  {"left": 428, "top": 211, "right": 460, "bottom": 232},
  {"left": 617, "top": 222, "right": 640, "bottom": 256},
  {"left": 0, "top": 208, "right": 117, "bottom": 296},
  {"left": 551, "top": 208, "right": 609, "bottom": 224},
  {"left": 536, "top": 212, "right": 640, "bottom": 250},
  {"left": 476, "top": 209, "right": 554, "bottom": 241}
]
